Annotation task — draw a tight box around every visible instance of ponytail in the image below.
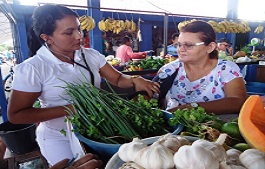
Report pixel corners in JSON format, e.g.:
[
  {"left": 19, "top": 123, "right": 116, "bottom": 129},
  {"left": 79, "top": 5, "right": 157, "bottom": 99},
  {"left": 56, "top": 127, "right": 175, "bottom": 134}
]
[{"left": 27, "top": 26, "right": 42, "bottom": 57}]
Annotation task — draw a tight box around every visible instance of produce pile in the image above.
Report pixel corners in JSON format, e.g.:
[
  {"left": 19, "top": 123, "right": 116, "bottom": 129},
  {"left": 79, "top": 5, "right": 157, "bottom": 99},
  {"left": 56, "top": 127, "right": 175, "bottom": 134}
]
[
  {"left": 168, "top": 107, "right": 252, "bottom": 151},
  {"left": 125, "top": 56, "right": 168, "bottom": 71},
  {"left": 117, "top": 133, "right": 265, "bottom": 169},
  {"left": 63, "top": 81, "right": 171, "bottom": 144}
]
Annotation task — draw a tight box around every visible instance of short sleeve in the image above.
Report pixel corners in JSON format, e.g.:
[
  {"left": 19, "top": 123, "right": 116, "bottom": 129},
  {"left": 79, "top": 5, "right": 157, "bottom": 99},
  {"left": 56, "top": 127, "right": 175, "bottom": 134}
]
[
  {"left": 219, "top": 60, "right": 243, "bottom": 84},
  {"left": 12, "top": 63, "right": 42, "bottom": 92}
]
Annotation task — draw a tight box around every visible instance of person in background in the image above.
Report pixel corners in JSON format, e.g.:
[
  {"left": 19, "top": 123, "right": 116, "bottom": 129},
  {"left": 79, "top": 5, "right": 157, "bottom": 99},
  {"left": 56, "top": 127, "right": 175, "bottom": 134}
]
[
  {"left": 166, "top": 33, "right": 179, "bottom": 58},
  {"left": 102, "top": 31, "right": 110, "bottom": 56},
  {"left": 116, "top": 36, "right": 146, "bottom": 63},
  {"left": 7, "top": 4, "right": 160, "bottom": 166},
  {"left": 217, "top": 38, "right": 233, "bottom": 56},
  {"left": 157, "top": 20, "right": 248, "bottom": 115},
  {"left": 82, "top": 30, "right": 90, "bottom": 48}
]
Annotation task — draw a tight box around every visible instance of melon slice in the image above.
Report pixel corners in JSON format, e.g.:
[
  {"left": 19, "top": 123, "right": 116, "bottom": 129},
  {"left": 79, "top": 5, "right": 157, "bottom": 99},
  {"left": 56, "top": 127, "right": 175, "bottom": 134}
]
[{"left": 238, "top": 95, "right": 265, "bottom": 152}]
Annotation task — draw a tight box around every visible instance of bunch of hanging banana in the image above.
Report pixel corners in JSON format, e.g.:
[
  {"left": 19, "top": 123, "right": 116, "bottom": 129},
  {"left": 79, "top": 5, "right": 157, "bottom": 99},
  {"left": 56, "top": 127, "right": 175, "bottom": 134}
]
[
  {"left": 177, "top": 19, "right": 197, "bottom": 30},
  {"left": 125, "top": 19, "right": 132, "bottom": 30},
  {"left": 97, "top": 18, "right": 137, "bottom": 34},
  {"left": 113, "top": 20, "right": 126, "bottom": 34},
  {"left": 207, "top": 20, "right": 251, "bottom": 33},
  {"left": 130, "top": 20, "right": 137, "bottom": 32},
  {"left": 254, "top": 25, "right": 264, "bottom": 34},
  {"left": 79, "top": 15, "right": 95, "bottom": 31}
]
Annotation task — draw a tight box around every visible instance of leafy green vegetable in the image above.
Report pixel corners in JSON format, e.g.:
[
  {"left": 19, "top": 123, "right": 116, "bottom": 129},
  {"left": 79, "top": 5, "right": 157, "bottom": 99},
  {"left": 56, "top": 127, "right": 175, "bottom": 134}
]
[
  {"left": 62, "top": 80, "right": 170, "bottom": 144},
  {"left": 169, "top": 107, "right": 225, "bottom": 140}
]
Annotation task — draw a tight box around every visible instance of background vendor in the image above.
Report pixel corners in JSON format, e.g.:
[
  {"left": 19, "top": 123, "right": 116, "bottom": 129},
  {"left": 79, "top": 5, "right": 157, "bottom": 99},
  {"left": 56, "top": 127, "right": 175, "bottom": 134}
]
[
  {"left": 217, "top": 38, "right": 233, "bottom": 56},
  {"left": 116, "top": 36, "right": 146, "bottom": 63}
]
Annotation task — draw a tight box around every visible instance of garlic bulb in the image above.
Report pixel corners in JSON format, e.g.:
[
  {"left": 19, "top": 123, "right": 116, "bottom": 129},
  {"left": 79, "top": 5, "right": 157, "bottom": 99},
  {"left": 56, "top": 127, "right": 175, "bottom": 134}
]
[
  {"left": 119, "top": 162, "right": 144, "bottom": 169},
  {"left": 135, "top": 141, "right": 174, "bottom": 169},
  {"left": 192, "top": 133, "right": 228, "bottom": 162},
  {"left": 118, "top": 137, "right": 147, "bottom": 162},
  {"left": 173, "top": 145, "right": 219, "bottom": 169},
  {"left": 219, "top": 161, "right": 246, "bottom": 169},
  {"left": 239, "top": 148, "right": 265, "bottom": 169},
  {"left": 176, "top": 135, "right": 191, "bottom": 146},
  {"left": 226, "top": 148, "right": 242, "bottom": 165},
  {"left": 157, "top": 133, "right": 182, "bottom": 153}
]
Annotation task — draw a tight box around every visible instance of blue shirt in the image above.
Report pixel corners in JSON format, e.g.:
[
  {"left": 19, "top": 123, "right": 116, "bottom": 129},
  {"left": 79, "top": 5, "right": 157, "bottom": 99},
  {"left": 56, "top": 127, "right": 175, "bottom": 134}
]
[{"left": 167, "top": 45, "right": 178, "bottom": 57}]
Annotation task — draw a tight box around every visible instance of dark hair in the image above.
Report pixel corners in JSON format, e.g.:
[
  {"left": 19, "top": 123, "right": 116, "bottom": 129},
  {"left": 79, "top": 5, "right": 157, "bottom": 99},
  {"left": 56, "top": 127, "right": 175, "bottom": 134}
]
[
  {"left": 27, "top": 4, "right": 78, "bottom": 57},
  {"left": 218, "top": 38, "right": 231, "bottom": 44},
  {"left": 121, "top": 36, "right": 132, "bottom": 44},
  {"left": 180, "top": 20, "right": 218, "bottom": 59},
  {"left": 172, "top": 33, "right": 179, "bottom": 40}
]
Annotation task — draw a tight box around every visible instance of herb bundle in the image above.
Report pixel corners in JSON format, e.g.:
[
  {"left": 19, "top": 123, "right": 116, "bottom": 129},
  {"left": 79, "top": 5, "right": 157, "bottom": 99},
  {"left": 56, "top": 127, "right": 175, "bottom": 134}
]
[
  {"left": 169, "top": 107, "right": 225, "bottom": 140},
  {"left": 62, "top": 80, "right": 170, "bottom": 144}
]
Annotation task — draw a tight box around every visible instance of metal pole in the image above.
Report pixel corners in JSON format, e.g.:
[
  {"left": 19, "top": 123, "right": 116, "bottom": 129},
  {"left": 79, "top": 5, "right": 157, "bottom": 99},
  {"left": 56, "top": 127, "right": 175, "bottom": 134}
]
[
  {"left": 0, "top": 68, "right": 8, "bottom": 122},
  {"left": 163, "top": 14, "right": 168, "bottom": 56}
]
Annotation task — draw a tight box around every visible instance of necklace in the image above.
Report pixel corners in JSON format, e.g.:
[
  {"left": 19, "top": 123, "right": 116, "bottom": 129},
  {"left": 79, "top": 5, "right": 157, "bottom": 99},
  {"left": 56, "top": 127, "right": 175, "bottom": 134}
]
[{"left": 45, "top": 44, "right": 95, "bottom": 85}]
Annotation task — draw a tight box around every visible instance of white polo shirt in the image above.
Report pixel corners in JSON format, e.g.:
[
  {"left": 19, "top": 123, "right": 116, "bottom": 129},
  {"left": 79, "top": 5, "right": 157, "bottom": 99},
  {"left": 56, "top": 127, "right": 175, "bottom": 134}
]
[{"left": 12, "top": 46, "right": 106, "bottom": 130}]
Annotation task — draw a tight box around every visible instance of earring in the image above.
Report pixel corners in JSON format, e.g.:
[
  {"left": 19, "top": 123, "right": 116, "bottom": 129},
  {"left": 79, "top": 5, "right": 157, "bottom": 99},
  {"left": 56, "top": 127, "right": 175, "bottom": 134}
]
[{"left": 44, "top": 42, "right": 49, "bottom": 48}]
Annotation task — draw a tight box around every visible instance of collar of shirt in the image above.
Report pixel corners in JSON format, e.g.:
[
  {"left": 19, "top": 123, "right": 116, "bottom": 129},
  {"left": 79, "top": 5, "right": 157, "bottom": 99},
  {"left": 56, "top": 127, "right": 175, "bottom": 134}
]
[{"left": 37, "top": 45, "right": 82, "bottom": 65}]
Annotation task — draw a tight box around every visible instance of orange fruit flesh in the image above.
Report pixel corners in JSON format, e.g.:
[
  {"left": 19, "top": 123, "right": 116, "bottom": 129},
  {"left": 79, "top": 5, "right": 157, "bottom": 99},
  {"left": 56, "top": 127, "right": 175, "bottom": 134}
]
[{"left": 238, "top": 95, "right": 265, "bottom": 152}]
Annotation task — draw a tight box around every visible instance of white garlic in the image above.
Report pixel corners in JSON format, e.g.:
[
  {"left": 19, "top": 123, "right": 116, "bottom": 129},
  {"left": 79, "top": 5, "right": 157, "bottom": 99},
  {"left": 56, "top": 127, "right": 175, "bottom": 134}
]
[
  {"left": 219, "top": 161, "right": 246, "bottom": 169},
  {"left": 119, "top": 162, "right": 144, "bottom": 169},
  {"left": 173, "top": 144, "right": 219, "bottom": 169},
  {"left": 118, "top": 137, "right": 147, "bottom": 162},
  {"left": 226, "top": 148, "right": 242, "bottom": 165},
  {"left": 157, "top": 133, "right": 182, "bottom": 153},
  {"left": 239, "top": 148, "right": 265, "bottom": 169},
  {"left": 192, "top": 133, "right": 228, "bottom": 162},
  {"left": 176, "top": 135, "right": 191, "bottom": 146},
  {"left": 135, "top": 141, "right": 174, "bottom": 169}
]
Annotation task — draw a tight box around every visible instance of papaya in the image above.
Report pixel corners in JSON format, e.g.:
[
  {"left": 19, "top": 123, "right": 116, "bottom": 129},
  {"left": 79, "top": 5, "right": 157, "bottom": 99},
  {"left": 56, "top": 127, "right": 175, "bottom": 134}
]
[{"left": 238, "top": 95, "right": 265, "bottom": 152}]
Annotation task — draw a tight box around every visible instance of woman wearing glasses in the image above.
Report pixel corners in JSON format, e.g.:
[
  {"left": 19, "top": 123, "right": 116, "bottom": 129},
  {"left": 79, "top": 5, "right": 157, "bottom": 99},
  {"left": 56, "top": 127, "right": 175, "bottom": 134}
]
[
  {"left": 217, "top": 38, "right": 233, "bottom": 56},
  {"left": 157, "top": 20, "right": 248, "bottom": 116}
]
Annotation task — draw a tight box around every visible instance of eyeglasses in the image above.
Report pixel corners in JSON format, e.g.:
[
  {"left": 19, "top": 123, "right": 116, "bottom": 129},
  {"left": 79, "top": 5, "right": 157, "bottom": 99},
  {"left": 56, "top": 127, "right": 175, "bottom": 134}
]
[
  {"left": 173, "top": 42, "right": 205, "bottom": 50},
  {"left": 220, "top": 44, "right": 230, "bottom": 47}
]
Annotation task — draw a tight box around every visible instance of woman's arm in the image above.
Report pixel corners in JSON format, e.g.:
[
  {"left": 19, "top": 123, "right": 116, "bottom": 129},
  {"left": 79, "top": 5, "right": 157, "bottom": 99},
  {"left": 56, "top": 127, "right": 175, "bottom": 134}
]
[
  {"left": 168, "top": 78, "right": 248, "bottom": 115},
  {"left": 99, "top": 63, "right": 160, "bottom": 97},
  {"left": 49, "top": 153, "right": 103, "bottom": 169},
  {"left": 7, "top": 90, "right": 73, "bottom": 124}
]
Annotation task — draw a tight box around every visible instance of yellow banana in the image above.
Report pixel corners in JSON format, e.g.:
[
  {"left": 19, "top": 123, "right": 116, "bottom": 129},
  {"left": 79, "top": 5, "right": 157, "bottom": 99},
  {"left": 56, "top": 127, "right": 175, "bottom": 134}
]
[
  {"left": 125, "top": 19, "right": 131, "bottom": 30},
  {"left": 79, "top": 15, "right": 87, "bottom": 23},
  {"left": 130, "top": 20, "right": 136, "bottom": 32},
  {"left": 80, "top": 17, "right": 89, "bottom": 30},
  {"left": 98, "top": 19, "right": 106, "bottom": 31},
  {"left": 86, "top": 16, "right": 95, "bottom": 31}
]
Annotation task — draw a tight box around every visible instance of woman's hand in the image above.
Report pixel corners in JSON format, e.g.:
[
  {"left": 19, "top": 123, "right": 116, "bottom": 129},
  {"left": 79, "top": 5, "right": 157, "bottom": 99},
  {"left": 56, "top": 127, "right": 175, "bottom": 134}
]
[
  {"left": 50, "top": 154, "right": 103, "bottom": 169},
  {"left": 132, "top": 76, "right": 160, "bottom": 98}
]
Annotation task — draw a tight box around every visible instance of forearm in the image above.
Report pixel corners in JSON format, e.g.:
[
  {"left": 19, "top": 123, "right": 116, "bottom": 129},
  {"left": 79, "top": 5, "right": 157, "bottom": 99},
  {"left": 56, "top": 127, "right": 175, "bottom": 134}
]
[
  {"left": 168, "top": 97, "right": 247, "bottom": 115},
  {"left": 8, "top": 105, "right": 72, "bottom": 124},
  {"left": 116, "top": 74, "right": 138, "bottom": 88}
]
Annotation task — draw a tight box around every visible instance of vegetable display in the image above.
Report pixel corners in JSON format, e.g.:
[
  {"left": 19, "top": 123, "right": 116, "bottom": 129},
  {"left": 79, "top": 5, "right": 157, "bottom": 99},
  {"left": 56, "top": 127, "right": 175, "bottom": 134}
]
[
  {"left": 125, "top": 56, "right": 168, "bottom": 71},
  {"left": 116, "top": 133, "right": 265, "bottom": 169},
  {"left": 62, "top": 80, "right": 170, "bottom": 144},
  {"left": 168, "top": 107, "right": 225, "bottom": 140}
]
